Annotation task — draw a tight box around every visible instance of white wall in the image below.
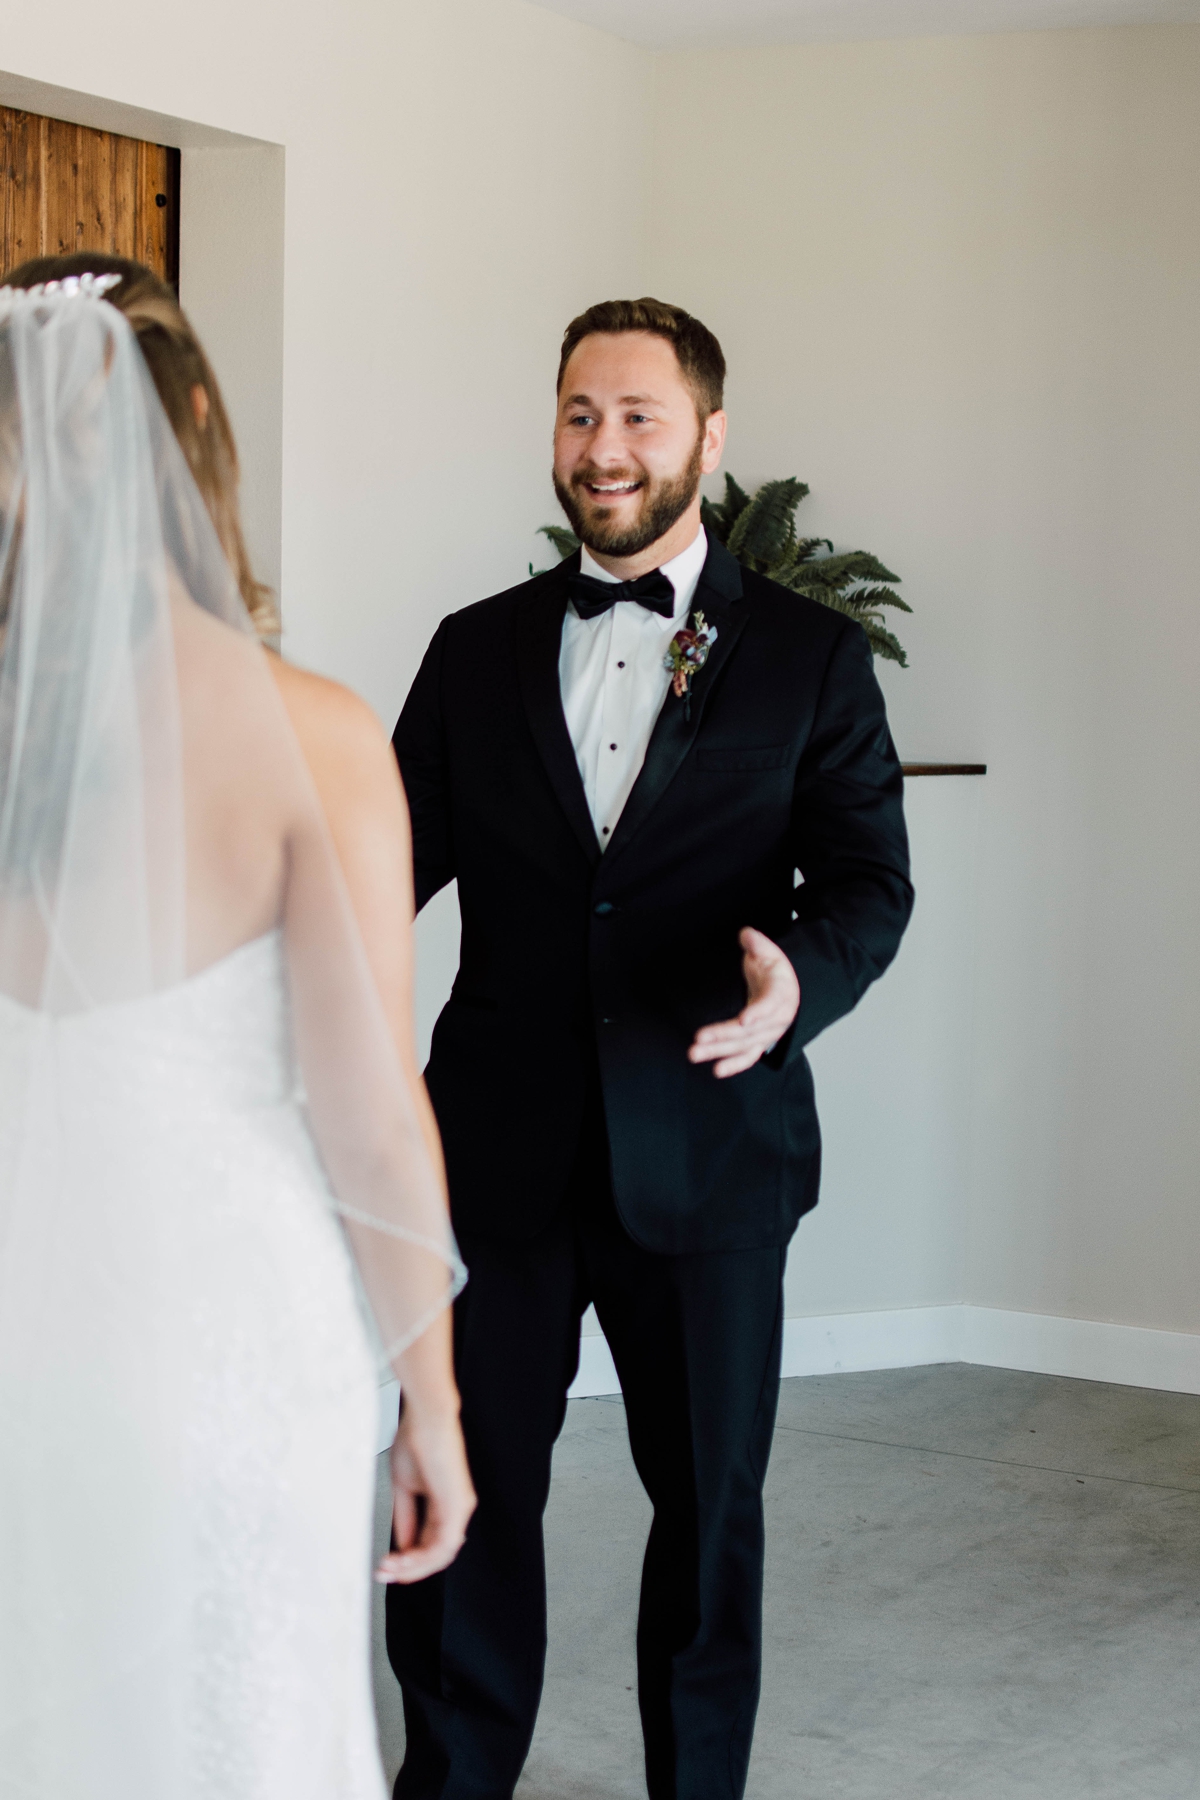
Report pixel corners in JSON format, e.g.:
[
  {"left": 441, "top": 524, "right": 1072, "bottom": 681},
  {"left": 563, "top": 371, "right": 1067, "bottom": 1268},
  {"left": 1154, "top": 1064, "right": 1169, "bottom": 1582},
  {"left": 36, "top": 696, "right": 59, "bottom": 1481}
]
[
  {"left": 793, "top": 778, "right": 981, "bottom": 1320},
  {"left": 651, "top": 25, "right": 1200, "bottom": 1338},
  {"left": 181, "top": 146, "right": 286, "bottom": 597}
]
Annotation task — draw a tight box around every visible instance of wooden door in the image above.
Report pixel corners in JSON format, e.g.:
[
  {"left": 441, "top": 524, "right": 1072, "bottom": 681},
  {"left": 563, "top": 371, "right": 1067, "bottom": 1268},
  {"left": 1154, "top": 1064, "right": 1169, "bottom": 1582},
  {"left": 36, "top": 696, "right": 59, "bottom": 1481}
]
[{"left": 1, "top": 108, "right": 180, "bottom": 288}]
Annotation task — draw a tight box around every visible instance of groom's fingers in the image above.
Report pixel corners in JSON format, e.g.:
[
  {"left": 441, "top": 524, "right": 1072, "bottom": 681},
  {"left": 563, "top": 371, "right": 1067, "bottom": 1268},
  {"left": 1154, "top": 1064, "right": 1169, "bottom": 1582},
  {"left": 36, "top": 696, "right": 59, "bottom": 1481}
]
[
  {"left": 712, "top": 1051, "right": 766, "bottom": 1079},
  {"left": 690, "top": 1009, "right": 786, "bottom": 1058},
  {"left": 689, "top": 1027, "right": 772, "bottom": 1058},
  {"left": 689, "top": 1036, "right": 773, "bottom": 1078},
  {"left": 689, "top": 1008, "right": 792, "bottom": 1077},
  {"left": 689, "top": 1028, "right": 771, "bottom": 1062},
  {"left": 692, "top": 992, "right": 785, "bottom": 1047}
]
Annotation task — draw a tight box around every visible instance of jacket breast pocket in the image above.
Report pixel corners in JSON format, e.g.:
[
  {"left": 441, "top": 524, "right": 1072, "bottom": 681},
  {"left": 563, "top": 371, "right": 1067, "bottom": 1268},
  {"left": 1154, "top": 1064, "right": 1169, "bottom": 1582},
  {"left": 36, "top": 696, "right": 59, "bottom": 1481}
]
[{"left": 695, "top": 744, "right": 791, "bottom": 773}]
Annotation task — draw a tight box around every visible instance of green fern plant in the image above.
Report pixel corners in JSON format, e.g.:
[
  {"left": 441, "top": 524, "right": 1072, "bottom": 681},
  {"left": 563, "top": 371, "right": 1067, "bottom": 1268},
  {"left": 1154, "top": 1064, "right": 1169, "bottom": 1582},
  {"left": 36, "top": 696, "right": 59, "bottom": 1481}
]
[
  {"left": 532, "top": 476, "right": 911, "bottom": 666},
  {"left": 702, "top": 476, "right": 910, "bottom": 665}
]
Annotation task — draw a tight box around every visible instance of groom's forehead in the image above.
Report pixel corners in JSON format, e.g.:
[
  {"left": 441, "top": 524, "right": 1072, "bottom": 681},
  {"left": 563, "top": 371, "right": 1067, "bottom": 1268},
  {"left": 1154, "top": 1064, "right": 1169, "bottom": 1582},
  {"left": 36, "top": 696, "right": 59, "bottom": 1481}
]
[{"left": 558, "top": 355, "right": 692, "bottom": 422}]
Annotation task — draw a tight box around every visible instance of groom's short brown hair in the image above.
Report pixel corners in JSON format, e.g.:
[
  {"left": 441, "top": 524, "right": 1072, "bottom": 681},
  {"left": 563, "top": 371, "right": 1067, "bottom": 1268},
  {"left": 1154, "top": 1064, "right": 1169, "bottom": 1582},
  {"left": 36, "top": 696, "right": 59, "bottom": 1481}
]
[{"left": 557, "top": 298, "right": 726, "bottom": 419}]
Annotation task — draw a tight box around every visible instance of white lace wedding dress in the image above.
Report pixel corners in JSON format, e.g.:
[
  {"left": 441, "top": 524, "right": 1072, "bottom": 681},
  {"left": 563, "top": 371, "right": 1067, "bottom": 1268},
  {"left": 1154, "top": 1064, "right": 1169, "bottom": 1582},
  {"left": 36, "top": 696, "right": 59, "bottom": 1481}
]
[{"left": 0, "top": 931, "right": 388, "bottom": 1799}]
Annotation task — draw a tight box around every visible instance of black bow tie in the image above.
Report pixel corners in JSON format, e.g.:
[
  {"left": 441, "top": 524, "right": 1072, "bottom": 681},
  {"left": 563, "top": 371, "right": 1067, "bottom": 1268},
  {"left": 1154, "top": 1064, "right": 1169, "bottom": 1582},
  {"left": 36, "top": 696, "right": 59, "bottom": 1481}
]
[{"left": 566, "top": 569, "right": 676, "bottom": 622}]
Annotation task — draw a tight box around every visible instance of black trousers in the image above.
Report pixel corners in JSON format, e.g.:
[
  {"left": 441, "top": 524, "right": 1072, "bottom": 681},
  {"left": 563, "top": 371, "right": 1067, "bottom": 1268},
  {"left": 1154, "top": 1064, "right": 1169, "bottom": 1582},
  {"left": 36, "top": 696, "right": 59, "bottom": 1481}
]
[{"left": 386, "top": 1095, "right": 785, "bottom": 1800}]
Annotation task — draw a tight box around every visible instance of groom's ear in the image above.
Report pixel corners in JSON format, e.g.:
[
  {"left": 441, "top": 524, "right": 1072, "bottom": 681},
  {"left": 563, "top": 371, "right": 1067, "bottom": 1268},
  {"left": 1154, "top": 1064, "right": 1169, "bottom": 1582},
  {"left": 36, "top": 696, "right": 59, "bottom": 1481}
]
[{"left": 700, "top": 410, "right": 727, "bottom": 476}]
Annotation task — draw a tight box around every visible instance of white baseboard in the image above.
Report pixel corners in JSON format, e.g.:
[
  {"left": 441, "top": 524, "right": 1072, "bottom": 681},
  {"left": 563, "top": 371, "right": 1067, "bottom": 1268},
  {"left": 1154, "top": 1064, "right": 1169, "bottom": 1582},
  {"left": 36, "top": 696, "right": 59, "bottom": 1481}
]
[
  {"left": 566, "top": 1304, "right": 1200, "bottom": 1401},
  {"left": 954, "top": 1306, "right": 1200, "bottom": 1395},
  {"left": 779, "top": 1304, "right": 962, "bottom": 1379},
  {"left": 377, "top": 1304, "right": 1200, "bottom": 1449},
  {"left": 572, "top": 1331, "right": 626, "bottom": 1400}
]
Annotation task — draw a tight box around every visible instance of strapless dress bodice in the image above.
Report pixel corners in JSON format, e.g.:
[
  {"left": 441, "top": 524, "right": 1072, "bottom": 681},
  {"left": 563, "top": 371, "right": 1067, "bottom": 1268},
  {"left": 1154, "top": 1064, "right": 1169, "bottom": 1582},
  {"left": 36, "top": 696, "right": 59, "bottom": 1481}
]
[{"left": 0, "top": 930, "right": 296, "bottom": 1121}]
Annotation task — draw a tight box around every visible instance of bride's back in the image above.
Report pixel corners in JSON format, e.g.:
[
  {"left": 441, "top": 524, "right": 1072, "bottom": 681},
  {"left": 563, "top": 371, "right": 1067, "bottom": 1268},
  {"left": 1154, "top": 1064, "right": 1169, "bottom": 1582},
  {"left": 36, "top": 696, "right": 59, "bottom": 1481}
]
[{"left": 173, "top": 591, "right": 294, "bottom": 976}]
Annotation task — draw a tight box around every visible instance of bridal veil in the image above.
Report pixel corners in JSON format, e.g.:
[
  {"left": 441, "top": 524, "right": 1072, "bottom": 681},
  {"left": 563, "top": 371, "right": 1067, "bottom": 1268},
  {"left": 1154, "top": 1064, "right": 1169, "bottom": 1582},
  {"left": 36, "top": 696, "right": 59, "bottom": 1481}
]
[{"left": 0, "top": 277, "right": 463, "bottom": 1788}]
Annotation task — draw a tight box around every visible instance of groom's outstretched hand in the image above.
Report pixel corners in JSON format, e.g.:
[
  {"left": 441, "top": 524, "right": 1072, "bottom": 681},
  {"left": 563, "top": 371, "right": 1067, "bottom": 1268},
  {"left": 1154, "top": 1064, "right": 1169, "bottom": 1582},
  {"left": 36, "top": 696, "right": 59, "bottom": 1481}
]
[{"left": 688, "top": 927, "right": 801, "bottom": 1079}]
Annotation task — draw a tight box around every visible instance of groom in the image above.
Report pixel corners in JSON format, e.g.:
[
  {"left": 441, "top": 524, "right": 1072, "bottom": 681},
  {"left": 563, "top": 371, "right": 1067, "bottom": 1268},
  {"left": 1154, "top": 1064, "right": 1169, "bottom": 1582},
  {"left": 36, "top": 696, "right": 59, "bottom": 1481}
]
[{"left": 388, "top": 298, "right": 913, "bottom": 1800}]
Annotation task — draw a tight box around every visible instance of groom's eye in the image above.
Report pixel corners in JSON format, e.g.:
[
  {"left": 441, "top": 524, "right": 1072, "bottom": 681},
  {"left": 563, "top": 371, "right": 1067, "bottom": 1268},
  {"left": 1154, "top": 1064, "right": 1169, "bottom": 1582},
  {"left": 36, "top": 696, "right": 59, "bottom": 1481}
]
[
  {"left": 568, "top": 412, "right": 595, "bottom": 427},
  {"left": 626, "top": 413, "right": 650, "bottom": 425}
]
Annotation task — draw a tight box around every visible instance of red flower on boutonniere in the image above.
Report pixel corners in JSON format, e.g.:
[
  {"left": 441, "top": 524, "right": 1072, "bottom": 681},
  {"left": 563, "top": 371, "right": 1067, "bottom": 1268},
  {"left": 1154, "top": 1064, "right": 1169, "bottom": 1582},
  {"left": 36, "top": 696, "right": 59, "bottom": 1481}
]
[{"left": 663, "top": 611, "right": 718, "bottom": 720}]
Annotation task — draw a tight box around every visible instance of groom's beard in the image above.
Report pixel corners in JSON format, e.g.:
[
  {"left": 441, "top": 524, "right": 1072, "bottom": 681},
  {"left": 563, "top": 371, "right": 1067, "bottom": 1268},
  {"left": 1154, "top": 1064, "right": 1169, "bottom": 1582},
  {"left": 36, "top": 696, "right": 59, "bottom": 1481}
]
[{"left": 553, "top": 428, "right": 705, "bottom": 560}]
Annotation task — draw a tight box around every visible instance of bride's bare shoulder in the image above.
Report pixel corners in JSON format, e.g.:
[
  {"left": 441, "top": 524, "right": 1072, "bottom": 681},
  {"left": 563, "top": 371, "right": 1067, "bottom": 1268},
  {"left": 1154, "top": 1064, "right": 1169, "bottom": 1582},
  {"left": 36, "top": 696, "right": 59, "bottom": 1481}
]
[{"left": 268, "top": 654, "right": 402, "bottom": 802}]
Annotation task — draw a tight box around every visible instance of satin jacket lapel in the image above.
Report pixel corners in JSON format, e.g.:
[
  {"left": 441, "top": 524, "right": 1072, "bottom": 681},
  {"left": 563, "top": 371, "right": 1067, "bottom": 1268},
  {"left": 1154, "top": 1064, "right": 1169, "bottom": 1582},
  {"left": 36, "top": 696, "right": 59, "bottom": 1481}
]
[
  {"left": 516, "top": 555, "right": 601, "bottom": 869},
  {"left": 603, "top": 538, "right": 746, "bottom": 869}
]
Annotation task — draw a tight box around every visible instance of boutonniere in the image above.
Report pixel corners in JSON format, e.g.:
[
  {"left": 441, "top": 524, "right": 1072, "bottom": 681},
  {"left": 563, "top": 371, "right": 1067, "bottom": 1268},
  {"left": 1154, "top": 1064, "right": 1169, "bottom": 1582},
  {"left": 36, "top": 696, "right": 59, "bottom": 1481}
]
[{"left": 663, "top": 611, "right": 718, "bottom": 721}]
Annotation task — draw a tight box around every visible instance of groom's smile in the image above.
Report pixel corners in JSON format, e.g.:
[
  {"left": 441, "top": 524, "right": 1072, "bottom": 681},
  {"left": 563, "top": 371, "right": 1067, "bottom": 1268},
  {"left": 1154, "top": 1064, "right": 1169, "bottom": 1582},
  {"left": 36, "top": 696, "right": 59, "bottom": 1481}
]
[{"left": 583, "top": 476, "right": 643, "bottom": 497}]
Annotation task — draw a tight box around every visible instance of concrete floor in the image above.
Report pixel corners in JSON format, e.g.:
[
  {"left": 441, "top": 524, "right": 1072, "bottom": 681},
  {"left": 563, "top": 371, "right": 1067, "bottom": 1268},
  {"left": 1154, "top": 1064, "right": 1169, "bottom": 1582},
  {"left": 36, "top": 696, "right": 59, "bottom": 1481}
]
[{"left": 372, "top": 1364, "right": 1200, "bottom": 1798}]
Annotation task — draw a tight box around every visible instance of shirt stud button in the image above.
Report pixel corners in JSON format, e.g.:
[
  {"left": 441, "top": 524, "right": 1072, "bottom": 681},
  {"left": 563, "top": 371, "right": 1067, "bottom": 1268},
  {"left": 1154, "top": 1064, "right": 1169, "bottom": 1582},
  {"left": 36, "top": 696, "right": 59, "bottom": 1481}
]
[
  {"left": 617, "top": 661, "right": 626, "bottom": 669},
  {"left": 610, "top": 742, "right": 617, "bottom": 750}
]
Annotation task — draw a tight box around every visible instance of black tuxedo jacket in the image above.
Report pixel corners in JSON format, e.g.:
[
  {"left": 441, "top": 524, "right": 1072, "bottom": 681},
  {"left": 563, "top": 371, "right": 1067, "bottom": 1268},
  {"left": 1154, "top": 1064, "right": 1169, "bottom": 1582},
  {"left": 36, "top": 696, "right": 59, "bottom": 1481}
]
[{"left": 393, "top": 537, "right": 913, "bottom": 1256}]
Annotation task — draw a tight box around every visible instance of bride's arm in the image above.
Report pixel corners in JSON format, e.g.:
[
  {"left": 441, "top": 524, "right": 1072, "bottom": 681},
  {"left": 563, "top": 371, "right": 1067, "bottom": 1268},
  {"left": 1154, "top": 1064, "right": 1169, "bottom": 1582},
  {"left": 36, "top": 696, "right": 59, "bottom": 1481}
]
[
  {"left": 269, "top": 657, "right": 444, "bottom": 1181},
  {"left": 269, "top": 655, "right": 475, "bottom": 1583}
]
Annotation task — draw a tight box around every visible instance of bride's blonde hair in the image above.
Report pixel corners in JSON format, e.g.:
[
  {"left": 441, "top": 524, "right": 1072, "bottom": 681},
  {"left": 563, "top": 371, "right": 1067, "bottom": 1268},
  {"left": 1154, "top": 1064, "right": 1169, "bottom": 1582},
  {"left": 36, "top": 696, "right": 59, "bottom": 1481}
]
[{"left": 1, "top": 252, "right": 278, "bottom": 639}]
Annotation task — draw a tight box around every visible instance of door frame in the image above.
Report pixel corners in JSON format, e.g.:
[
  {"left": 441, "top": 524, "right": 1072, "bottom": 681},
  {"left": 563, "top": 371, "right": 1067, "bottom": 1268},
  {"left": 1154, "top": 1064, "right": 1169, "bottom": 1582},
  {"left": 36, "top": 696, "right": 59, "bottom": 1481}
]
[{"left": 0, "top": 67, "right": 285, "bottom": 606}]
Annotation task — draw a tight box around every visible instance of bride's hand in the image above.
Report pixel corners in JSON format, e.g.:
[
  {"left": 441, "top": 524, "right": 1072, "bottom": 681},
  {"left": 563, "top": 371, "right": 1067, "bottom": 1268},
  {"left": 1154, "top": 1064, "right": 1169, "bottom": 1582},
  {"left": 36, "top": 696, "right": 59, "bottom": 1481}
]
[{"left": 374, "top": 1402, "right": 476, "bottom": 1585}]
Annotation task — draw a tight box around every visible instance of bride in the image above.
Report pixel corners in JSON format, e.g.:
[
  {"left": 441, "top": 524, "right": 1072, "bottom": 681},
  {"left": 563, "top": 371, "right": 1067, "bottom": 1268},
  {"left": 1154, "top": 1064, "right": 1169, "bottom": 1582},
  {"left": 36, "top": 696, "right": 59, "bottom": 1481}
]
[{"left": 0, "top": 262, "right": 474, "bottom": 1795}]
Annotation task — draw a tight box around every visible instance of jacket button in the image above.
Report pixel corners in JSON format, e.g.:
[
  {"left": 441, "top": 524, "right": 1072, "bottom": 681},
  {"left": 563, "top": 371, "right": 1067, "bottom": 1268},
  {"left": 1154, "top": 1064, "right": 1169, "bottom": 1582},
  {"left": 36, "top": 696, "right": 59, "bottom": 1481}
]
[{"left": 594, "top": 901, "right": 614, "bottom": 915}]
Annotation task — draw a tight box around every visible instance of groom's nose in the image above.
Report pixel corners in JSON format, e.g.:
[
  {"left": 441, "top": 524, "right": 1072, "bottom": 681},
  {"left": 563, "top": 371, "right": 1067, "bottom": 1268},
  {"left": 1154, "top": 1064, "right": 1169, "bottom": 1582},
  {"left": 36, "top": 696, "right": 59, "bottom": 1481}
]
[{"left": 588, "top": 413, "right": 634, "bottom": 466}]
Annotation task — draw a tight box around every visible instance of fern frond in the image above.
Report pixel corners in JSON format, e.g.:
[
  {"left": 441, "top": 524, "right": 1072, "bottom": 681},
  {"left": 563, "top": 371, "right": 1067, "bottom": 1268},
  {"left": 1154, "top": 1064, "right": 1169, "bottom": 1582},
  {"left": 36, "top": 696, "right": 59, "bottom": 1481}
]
[
  {"left": 700, "top": 474, "right": 752, "bottom": 542},
  {"left": 764, "top": 564, "right": 839, "bottom": 599},
  {"left": 721, "top": 472, "right": 752, "bottom": 523},
  {"left": 861, "top": 622, "right": 908, "bottom": 666},
  {"left": 792, "top": 536, "right": 834, "bottom": 563},
  {"left": 846, "top": 583, "right": 912, "bottom": 614},
  {"left": 782, "top": 562, "right": 845, "bottom": 592},
  {"left": 700, "top": 494, "right": 729, "bottom": 541},
  {"left": 727, "top": 478, "right": 809, "bottom": 566},
  {"left": 538, "top": 524, "right": 580, "bottom": 560},
  {"left": 804, "top": 587, "right": 865, "bottom": 619},
  {"left": 798, "top": 550, "right": 900, "bottom": 587}
]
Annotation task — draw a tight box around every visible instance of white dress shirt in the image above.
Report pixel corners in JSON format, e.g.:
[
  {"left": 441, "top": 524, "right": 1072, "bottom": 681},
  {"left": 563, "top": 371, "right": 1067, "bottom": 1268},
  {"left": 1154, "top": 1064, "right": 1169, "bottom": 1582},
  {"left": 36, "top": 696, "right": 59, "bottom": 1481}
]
[{"left": 559, "top": 526, "right": 709, "bottom": 849}]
